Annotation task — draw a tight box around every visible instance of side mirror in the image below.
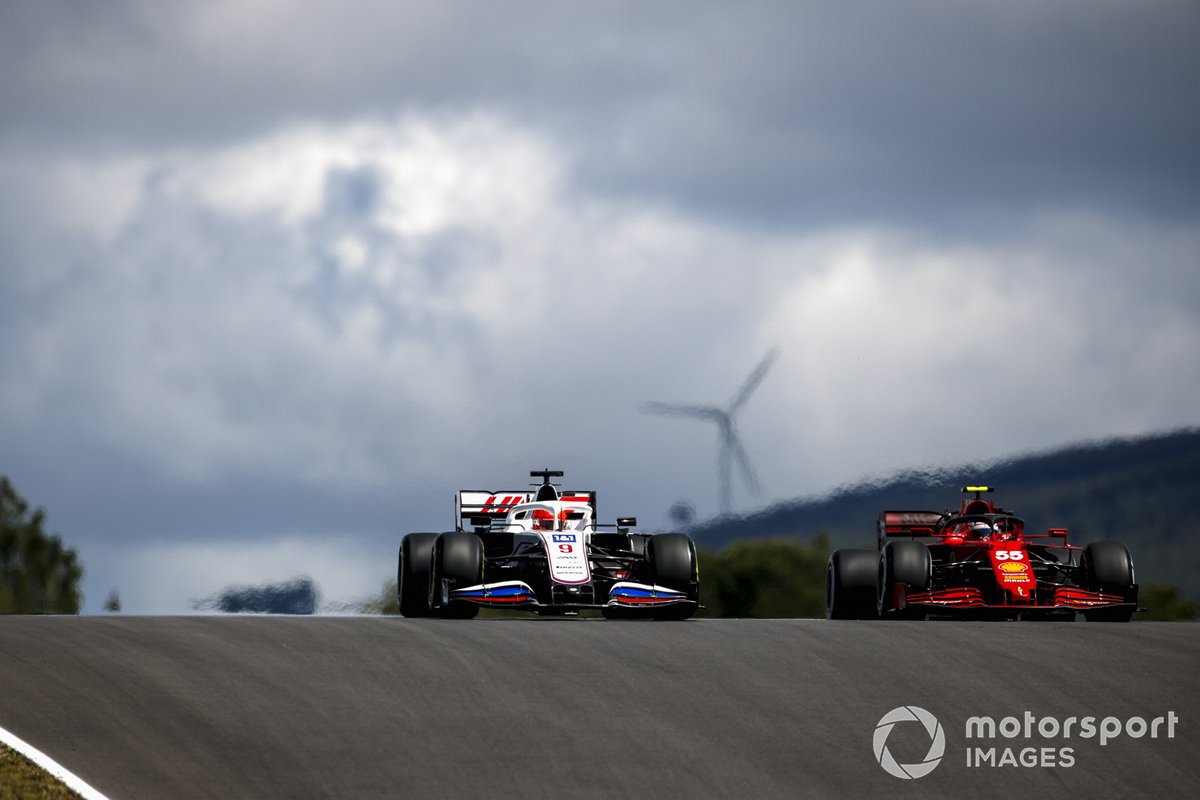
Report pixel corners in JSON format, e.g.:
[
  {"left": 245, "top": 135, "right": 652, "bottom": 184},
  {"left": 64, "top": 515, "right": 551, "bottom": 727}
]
[
  {"left": 616, "top": 517, "right": 637, "bottom": 528},
  {"left": 470, "top": 515, "right": 493, "bottom": 530}
]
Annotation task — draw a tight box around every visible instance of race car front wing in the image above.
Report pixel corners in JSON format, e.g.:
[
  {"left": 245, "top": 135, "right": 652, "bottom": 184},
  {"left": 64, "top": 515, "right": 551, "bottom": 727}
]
[
  {"left": 902, "top": 585, "right": 1134, "bottom": 612},
  {"left": 446, "top": 580, "right": 693, "bottom": 610}
]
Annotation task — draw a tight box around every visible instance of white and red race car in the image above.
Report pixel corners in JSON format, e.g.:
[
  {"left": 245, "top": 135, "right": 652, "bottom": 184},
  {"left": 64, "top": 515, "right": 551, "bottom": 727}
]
[{"left": 397, "top": 470, "right": 700, "bottom": 619}]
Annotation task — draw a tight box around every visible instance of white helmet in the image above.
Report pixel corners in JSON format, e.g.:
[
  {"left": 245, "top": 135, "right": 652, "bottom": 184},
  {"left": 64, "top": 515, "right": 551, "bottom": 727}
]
[{"left": 970, "top": 522, "right": 994, "bottom": 540}]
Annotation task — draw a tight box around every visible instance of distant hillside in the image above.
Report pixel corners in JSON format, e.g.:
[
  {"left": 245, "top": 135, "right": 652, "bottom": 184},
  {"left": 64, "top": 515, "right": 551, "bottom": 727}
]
[{"left": 689, "top": 429, "right": 1200, "bottom": 600}]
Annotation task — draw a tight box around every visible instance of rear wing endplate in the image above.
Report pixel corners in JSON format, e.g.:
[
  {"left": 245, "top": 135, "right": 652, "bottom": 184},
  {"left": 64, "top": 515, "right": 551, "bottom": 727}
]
[{"left": 878, "top": 510, "right": 945, "bottom": 548}]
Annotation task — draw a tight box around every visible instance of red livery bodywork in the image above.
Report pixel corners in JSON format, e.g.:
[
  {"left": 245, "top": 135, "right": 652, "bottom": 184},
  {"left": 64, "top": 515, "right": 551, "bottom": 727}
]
[{"left": 827, "top": 486, "right": 1140, "bottom": 621}]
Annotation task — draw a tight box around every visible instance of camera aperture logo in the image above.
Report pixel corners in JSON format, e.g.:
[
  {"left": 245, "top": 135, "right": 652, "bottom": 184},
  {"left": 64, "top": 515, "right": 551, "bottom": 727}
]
[
  {"left": 873, "top": 706, "right": 946, "bottom": 779},
  {"left": 874, "top": 706, "right": 1179, "bottom": 778}
]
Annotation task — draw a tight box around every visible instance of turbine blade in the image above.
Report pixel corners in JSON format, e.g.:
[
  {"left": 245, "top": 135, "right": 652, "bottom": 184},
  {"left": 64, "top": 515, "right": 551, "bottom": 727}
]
[
  {"left": 728, "top": 347, "right": 779, "bottom": 413},
  {"left": 718, "top": 433, "right": 733, "bottom": 516},
  {"left": 642, "top": 401, "right": 725, "bottom": 422},
  {"left": 727, "top": 431, "right": 762, "bottom": 496}
]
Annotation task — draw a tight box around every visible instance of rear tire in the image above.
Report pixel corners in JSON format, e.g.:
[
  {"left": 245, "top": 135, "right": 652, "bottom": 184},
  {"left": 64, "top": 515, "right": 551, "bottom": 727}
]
[
  {"left": 826, "top": 549, "right": 878, "bottom": 620},
  {"left": 431, "top": 532, "right": 484, "bottom": 619},
  {"left": 877, "top": 540, "right": 931, "bottom": 619},
  {"left": 398, "top": 533, "right": 438, "bottom": 618},
  {"left": 1082, "top": 541, "right": 1136, "bottom": 622}
]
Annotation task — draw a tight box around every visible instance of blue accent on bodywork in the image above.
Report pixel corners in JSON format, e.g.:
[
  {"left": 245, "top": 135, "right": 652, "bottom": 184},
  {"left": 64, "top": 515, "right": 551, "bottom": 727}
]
[
  {"left": 453, "top": 585, "right": 530, "bottom": 599},
  {"left": 610, "top": 586, "right": 684, "bottom": 599}
]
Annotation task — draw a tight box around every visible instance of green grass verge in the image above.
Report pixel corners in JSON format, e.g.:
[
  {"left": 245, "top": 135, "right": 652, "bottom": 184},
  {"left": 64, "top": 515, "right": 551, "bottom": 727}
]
[{"left": 0, "top": 742, "right": 81, "bottom": 800}]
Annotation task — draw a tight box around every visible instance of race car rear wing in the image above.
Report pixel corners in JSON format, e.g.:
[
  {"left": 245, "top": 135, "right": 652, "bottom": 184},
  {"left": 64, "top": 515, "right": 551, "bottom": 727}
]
[
  {"left": 878, "top": 510, "right": 1072, "bottom": 547},
  {"left": 456, "top": 490, "right": 598, "bottom": 531},
  {"left": 877, "top": 511, "right": 945, "bottom": 548}
]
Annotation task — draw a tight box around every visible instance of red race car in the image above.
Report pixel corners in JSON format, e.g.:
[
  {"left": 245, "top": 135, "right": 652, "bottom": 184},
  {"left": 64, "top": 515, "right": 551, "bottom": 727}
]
[{"left": 826, "top": 487, "right": 1139, "bottom": 621}]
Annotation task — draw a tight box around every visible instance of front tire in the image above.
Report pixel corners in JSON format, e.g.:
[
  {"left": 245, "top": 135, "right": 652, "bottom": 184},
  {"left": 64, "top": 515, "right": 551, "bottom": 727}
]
[
  {"left": 877, "top": 540, "right": 931, "bottom": 619},
  {"left": 627, "top": 534, "right": 650, "bottom": 560},
  {"left": 645, "top": 533, "right": 699, "bottom": 620},
  {"left": 431, "top": 532, "right": 484, "bottom": 619},
  {"left": 398, "top": 533, "right": 438, "bottom": 617},
  {"left": 826, "top": 549, "right": 879, "bottom": 620},
  {"left": 1082, "top": 541, "right": 1136, "bottom": 622}
]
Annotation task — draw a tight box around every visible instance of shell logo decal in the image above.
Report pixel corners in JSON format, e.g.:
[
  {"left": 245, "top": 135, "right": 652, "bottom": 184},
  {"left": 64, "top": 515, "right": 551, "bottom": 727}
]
[{"left": 999, "top": 561, "right": 1028, "bottom": 573}]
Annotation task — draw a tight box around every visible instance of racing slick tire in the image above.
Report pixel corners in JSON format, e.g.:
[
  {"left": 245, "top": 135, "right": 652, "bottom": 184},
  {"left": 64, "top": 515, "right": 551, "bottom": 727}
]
[
  {"left": 1081, "top": 541, "right": 1136, "bottom": 622},
  {"left": 430, "top": 532, "right": 484, "bottom": 619},
  {"left": 627, "top": 534, "right": 650, "bottom": 560},
  {"left": 877, "top": 540, "right": 931, "bottom": 619},
  {"left": 826, "top": 549, "right": 879, "bottom": 620},
  {"left": 645, "top": 533, "right": 699, "bottom": 620},
  {"left": 398, "top": 533, "right": 438, "bottom": 618}
]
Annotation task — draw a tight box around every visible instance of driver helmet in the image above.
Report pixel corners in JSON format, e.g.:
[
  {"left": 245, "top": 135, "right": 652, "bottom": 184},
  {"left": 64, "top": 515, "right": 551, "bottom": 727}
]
[
  {"left": 532, "top": 509, "right": 555, "bottom": 531},
  {"left": 969, "top": 522, "right": 994, "bottom": 540}
]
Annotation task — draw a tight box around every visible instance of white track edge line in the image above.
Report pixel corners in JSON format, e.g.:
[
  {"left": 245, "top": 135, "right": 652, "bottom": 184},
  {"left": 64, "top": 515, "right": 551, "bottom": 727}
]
[{"left": 0, "top": 725, "right": 112, "bottom": 800}]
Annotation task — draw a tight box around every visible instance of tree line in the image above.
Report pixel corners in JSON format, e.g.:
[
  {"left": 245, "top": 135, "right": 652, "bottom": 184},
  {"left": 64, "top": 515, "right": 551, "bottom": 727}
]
[{"left": 0, "top": 477, "right": 83, "bottom": 614}]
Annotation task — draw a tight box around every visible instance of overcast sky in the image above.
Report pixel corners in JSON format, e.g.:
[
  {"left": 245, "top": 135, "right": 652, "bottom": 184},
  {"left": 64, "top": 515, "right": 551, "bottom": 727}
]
[{"left": 2, "top": 1, "right": 1198, "bottom": 612}]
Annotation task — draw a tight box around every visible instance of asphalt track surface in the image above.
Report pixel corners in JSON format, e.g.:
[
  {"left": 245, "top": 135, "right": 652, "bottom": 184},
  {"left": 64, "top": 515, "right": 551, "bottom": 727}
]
[{"left": 1, "top": 617, "right": 1198, "bottom": 799}]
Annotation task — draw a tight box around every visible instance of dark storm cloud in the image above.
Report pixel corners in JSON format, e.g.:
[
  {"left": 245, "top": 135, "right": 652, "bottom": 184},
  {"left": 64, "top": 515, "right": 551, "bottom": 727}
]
[{"left": 3, "top": 1, "right": 1197, "bottom": 228}]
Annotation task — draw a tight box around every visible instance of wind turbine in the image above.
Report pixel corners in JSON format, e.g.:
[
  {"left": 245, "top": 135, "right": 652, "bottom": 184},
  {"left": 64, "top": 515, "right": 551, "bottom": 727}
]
[{"left": 643, "top": 348, "right": 779, "bottom": 517}]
